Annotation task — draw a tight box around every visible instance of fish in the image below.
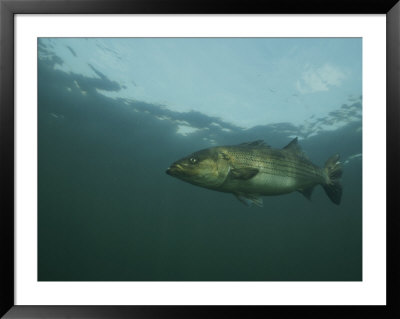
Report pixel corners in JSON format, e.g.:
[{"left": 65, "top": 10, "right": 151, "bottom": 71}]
[{"left": 166, "top": 138, "right": 343, "bottom": 206}]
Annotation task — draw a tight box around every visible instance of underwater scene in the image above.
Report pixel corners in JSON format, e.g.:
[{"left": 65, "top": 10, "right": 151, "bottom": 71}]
[{"left": 38, "top": 38, "right": 362, "bottom": 281}]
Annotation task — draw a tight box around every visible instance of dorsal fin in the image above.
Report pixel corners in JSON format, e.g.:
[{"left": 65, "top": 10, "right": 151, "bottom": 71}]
[
  {"left": 283, "top": 137, "right": 309, "bottom": 159},
  {"left": 283, "top": 137, "right": 300, "bottom": 152},
  {"left": 239, "top": 140, "right": 271, "bottom": 148}
]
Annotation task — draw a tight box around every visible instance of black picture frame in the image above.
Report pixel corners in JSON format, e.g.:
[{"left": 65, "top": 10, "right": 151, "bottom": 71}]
[{"left": 1, "top": 0, "right": 399, "bottom": 318}]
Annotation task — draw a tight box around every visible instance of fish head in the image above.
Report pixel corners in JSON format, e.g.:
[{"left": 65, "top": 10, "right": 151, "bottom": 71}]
[{"left": 166, "top": 147, "right": 229, "bottom": 188}]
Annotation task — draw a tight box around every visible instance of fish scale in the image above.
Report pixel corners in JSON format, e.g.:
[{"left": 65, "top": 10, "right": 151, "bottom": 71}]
[
  {"left": 226, "top": 149, "right": 321, "bottom": 181},
  {"left": 166, "top": 137, "right": 343, "bottom": 206}
]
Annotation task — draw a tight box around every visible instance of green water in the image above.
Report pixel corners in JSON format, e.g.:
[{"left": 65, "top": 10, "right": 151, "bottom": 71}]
[{"left": 38, "top": 43, "right": 362, "bottom": 282}]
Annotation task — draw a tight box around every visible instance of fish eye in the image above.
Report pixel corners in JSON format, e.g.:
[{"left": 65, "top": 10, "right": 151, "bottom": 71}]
[{"left": 189, "top": 157, "right": 198, "bottom": 164}]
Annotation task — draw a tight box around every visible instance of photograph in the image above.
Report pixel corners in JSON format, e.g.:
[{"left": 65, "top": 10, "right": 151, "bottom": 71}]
[
  {"left": 1, "top": 1, "right": 398, "bottom": 317},
  {"left": 38, "top": 37, "right": 362, "bottom": 282}
]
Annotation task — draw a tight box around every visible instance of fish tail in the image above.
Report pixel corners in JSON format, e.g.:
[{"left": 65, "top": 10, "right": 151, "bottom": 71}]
[{"left": 322, "top": 154, "right": 343, "bottom": 205}]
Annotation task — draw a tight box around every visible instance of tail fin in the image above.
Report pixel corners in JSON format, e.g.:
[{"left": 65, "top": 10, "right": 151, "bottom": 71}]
[{"left": 322, "top": 154, "right": 343, "bottom": 205}]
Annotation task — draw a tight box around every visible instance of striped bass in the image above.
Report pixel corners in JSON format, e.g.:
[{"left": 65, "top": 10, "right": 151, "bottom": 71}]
[{"left": 166, "top": 138, "right": 343, "bottom": 206}]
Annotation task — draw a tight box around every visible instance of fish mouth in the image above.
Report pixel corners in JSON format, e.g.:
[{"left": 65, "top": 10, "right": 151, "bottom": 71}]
[{"left": 166, "top": 164, "right": 183, "bottom": 176}]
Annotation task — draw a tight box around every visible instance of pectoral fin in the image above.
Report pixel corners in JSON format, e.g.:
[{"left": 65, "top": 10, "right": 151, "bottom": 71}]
[
  {"left": 229, "top": 168, "right": 259, "bottom": 180},
  {"left": 234, "top": 193, "right": 263, "bottom": 207}
]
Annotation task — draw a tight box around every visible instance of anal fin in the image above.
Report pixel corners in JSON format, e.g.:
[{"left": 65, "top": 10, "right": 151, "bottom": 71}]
[{"left": 297, "top": 186, "right": 315, "bottom": 200}]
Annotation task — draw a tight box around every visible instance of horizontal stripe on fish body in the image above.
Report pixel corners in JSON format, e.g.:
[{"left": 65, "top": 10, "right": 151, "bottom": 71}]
[{"left": 223, "top": 149, "right": 323, "bottom": 181}]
